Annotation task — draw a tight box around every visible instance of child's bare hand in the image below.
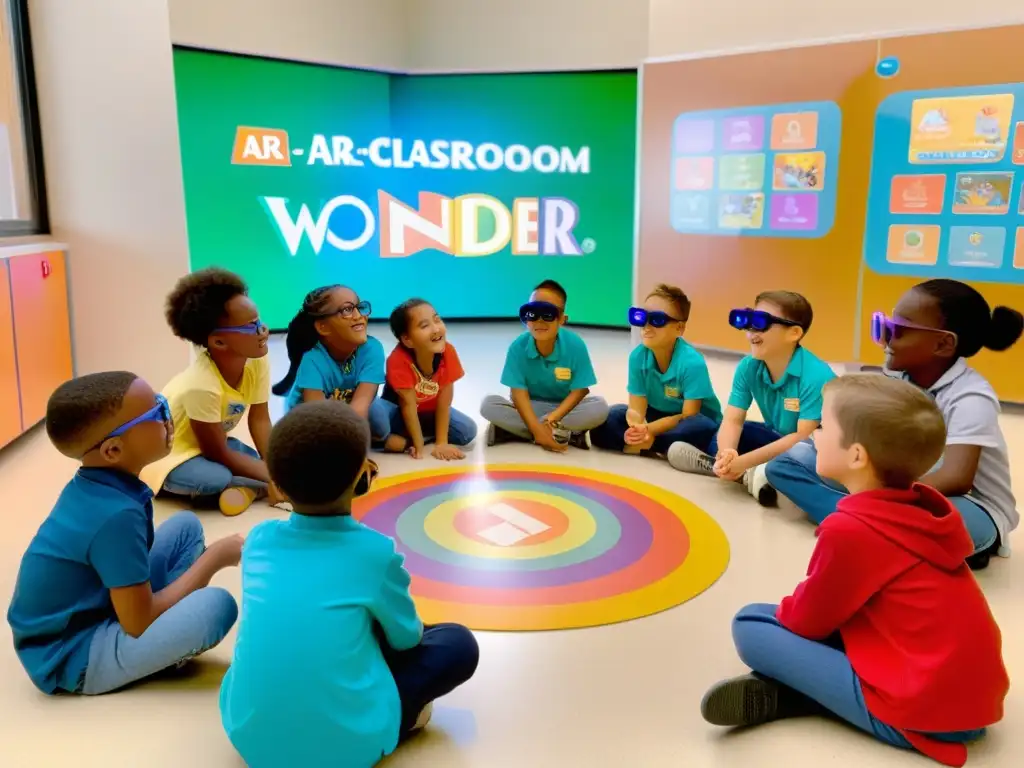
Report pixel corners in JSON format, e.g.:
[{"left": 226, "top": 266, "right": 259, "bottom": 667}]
[
  {"left": 409, "top": 444, "right": 425, "bottom": 460},
  {"left": 209, "top": 534, "right": 245, "bottom": 569},
  {"left": 624, "top": 425, "right": 649, "bottom": 446},
  {"left": 432, "top": 444, "right": 465, "bottom": 461},
  {"left": 535, "top": 427, "right": 568, "bottom": 453}
]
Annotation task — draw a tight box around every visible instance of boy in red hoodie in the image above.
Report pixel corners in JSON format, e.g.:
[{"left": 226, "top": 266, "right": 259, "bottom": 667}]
[{"left": 701, "top": 374, "right": 1008, "bottom": 766}]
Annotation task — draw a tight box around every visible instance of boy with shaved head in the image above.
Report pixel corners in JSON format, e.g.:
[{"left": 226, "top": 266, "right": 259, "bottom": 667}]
[{"left": 7, "top": 372, "right": 241, "bottom": 695}]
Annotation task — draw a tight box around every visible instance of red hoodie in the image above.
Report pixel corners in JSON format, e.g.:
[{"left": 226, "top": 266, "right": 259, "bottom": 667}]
[{"left": 777, "top": 484, "right": 1008, "bottom": 767}]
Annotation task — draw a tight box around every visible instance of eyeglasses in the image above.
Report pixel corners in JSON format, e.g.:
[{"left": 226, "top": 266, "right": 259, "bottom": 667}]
[
  {"left": 870, "top": 311, "right": 958, "bottom": 347},
  {"left": 214, "top": 319, "right": 267, "bottom": 335},
  {"left": 328, "top": 300, "right": 371, "bottom": 319},
  {"left": 628, "top": 307, "right": 682, "bottom": 328},
  {"left": 728, "top": 308, "right": 801, "bottom": 332},
  {"left": 519, "top": 301, "right": 561, "bottom": 324},
  {"left": 90, "top": 394, "right": 171, "bottom": 452}
]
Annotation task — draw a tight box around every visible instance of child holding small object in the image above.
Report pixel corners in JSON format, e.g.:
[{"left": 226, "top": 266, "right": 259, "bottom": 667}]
[
  {"left": 592, "top": 284, "right": 721, "bottom": 456},
  {"left": 382, "top": 298, "right": 477, "bottom": 460},
  {"left": 767, "top": 279, "right": 1020, "bottom": 568},
  {"left": 8, "top": 372, "right": 240, "bottom": 695},
  {"left": 480, "top": 279, "right": 609, "bottom": 452},
  {"left": 273, "top": 284, "right": 401, "bottom": 451},
  {"left": 667, "top": 290, "right": 835, "bottom": 505},
  {"left": 142, "top": 268, "right": 283, "bottom": 516},
  {"left": 702, "top": 374, "right": 1008, "bottom": 767},
  {"left": 220, "top": 401, "right": 479, "bottom": 768}
]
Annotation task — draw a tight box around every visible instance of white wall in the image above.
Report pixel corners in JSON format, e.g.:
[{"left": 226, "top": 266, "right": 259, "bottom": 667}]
[
  {"left": 404, "top": 0, "right": 647, "bottom": 73},
  {"left": 647, "top": 0, "right": 1024, "bottom": 59},
  {"left": 169, "top": 0, "right": 408, "bottom": 71},
  {"left": 29, "top": 0, "right": 191, "bottom": 387}
]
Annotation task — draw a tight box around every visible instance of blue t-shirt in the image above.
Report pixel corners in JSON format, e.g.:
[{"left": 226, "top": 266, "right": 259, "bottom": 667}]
[
  {"left": 627, "top": 338, "right": 723, "bottom": 423},
  {"left": 727, "top": 346, "right": 836, "bottom": 435},
  {"left": 220, "top": 514, "right": 423, "bottom": 768},
  {"left": 500, "top": 328, "right": 598, "bottom": 403},
  {"left": 7, "top": 468, "right": 155, "bottom": 694},
  {"left": 285, "top": 338, "right": 386, "bottom": 411}
]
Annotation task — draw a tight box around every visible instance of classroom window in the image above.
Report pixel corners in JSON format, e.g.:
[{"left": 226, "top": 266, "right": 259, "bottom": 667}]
[{"left": 0, "top": 0, "right": 46, "bottom": 235}]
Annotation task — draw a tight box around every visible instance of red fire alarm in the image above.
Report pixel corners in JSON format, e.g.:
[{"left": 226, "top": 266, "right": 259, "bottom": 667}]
[{"left": 41, "top": 259, "right": 50, "bottom": 278}]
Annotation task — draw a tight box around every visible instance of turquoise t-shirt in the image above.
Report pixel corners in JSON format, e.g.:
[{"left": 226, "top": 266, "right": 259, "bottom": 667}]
[
  {"left": 285, "top": 338, "right": 386, "bottom": 411},
  {"left": 220, "top": 514, "right": 423, "bottom": 768},
  {"left": 500, "top": 328, "right": 598, "bottom": 403},
  {"left": 727, "top": 346, "right": 835, "bottom": 435},
  {"left": 627, "top": 338, "right": 723, "bottom": 423}
]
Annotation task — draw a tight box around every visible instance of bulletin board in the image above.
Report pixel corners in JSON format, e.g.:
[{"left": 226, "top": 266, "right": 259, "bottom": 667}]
[{"left": 639, "top": 24, "right": 1024, "bottom": 402}]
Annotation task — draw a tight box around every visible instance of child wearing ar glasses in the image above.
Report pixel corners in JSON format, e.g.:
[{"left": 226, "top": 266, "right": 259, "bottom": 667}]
[
  {"left": 592, "top": 284, "right": 721, "bottom": 456},
  {"left": 481, "top": 279, "right": 609, "bottom": 451},
  {"left": 668, "top": 290, "right": 835, "bottom": 506},
  {"left": 142, "top": 268, "right": 283, "bottom": 517},
  {"left": 767, "top": 279, "right": 1021, "bottom": 569}
]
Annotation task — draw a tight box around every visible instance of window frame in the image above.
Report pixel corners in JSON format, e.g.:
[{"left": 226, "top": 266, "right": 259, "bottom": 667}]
[{"left": 1, "top": 0, "right": 48, "bottom": 236}]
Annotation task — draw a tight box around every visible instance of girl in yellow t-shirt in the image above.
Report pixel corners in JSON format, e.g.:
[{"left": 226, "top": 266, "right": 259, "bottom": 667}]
[{"left": 141, "top": 269, "right": 284, "bottom": 516}]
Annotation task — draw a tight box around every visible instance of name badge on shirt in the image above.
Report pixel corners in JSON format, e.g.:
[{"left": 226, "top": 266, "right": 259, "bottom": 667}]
[
  {"left": 664, "top": 385, "right": 681, "bottom": 399},
  {"left": 784, "top": 398, "right": 801, "bottom": 413},
  {"left": 554, "top": 367, "right": 572, "bottom": 381}
]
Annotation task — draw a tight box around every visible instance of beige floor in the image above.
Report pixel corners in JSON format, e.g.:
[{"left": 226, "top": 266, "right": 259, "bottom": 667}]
[{"left": 1, "top": 324, "right": 1021, "bottom": 767}]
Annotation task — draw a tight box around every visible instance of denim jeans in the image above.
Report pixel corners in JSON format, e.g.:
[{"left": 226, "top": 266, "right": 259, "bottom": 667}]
[
  {"left": 381, "top": 623, "right": 480, "bottom": 738},
  {"left": 591, "top": 404, "right": 718, "bottom": 454},
  {"left": 80, "top": 512, "right": 238, "bottom": 695},
  {"left": 708, "top": 421, "right": 782, "bottom": 457},
  {"left": 765, "top": 440, "right": 999, "bottom": 554},
  {"left": 162, "top": 437, "right": 266, "bottom": 504},
  {"left": 732, "top": 603, "right": 983, "bottom": 751},
  {"left": 378, "top": 400, "right": 478, "bottom": 447}
]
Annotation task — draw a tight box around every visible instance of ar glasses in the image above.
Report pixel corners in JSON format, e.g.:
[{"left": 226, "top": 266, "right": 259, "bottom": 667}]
[
  {"left": 628, "top": 307, "right": 682, "bottom": 328},
  {"left": 728, "top": 308, "right": 801, "bottom": 333},
  {"left": 91, "top": 394, "right": 171, "bottom": 452},
  {"left": 519, "top": 301, "right": 561, "bottom": 324},
  {"left": 214, "top": 319, "right": 267, "bottom": 335},
  {"left": 870, "top": 311, "right": 958, "bottom": 347}
]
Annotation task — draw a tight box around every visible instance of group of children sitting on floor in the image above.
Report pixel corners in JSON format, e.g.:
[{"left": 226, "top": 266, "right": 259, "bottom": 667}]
[{"left": 5, "top": 266, "right": 1017, "bottom": 767}]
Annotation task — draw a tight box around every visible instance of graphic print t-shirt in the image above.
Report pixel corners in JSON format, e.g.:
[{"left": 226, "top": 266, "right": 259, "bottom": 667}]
[
  {"left": 285, "top": 338, "right": 386, "bottom": 412},
  {"left": 384, "top": 343, "right": 464, "bottom": 413}
]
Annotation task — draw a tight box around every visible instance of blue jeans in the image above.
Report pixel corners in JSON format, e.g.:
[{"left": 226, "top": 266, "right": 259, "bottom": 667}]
[
  {"left": 381, "top": 623, "right": 480, "bottom": 738},
  {"left": 80, "top": 512, "right": 238, "bottom": 695},
  {"left": 163, "top": 437, "right": 266, "bottom": 503},
  {"left": 732, "top": 603, "right": 983, "bottom": 751},
  {"left": 378, "top": 400, "right": 478, "bottom": 446},
  {"left": 765, "top": 440, "right": 999, "bottom": 554},
  {"left": 591, "top": 404, "right": 718, "bottom": 454},
  {"left": 708, "top": 421, "right": 782, "bottom": 457}
]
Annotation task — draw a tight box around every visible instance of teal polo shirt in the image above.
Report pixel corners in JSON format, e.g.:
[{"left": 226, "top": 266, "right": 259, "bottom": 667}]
[
  {"left": 728, "top": 346, "right": 835, "bottom": 435},
  {"left": 627, "top": 338, "right": 722, "bottom": 423},
  {"left": 500, "top": 328, "right": 598, "bottom": 402},
  {"left": 220, "top": 514, "right": 423, "bottom": 768}
]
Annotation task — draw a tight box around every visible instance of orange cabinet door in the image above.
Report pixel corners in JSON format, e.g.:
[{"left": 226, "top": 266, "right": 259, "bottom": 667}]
[
  {"left": 0, "top": 260, "right": 22, "bottom": 446},
  {"left": 10, "top": 251, "right": 73, "bottom": 429}
]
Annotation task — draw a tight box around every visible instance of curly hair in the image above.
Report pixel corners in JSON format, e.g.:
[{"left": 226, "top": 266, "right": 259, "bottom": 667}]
[
  {"left": 165, "top": 268, "right": 248, "bottom": 346},
  {"left": 46, "top": 371, "right": 138, "bottom": 457}
]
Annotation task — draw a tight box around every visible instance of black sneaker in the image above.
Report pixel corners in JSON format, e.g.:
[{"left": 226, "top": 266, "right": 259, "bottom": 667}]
[
  {"left": 486, "top": 423, "right": 517, "bottom": 447},
  {"left": 701, "top": 674, "right": 821, "bottom": 727},
  {"left": 966, "top": 538, "right": 1000, "bottom": 571},
  {"left": 568, "top": 431, "right": 591, "bottom": 450}
]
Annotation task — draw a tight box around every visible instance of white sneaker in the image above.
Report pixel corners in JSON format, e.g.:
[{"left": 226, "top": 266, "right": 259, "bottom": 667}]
[
  {"left": 743, "top": 464, "right": 778, "bottom": 506},
  {"left": 667, "top": 442, "right": 717, "bottom": 476}
]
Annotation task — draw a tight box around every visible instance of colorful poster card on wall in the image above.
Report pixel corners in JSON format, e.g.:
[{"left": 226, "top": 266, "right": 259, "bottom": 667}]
[
  {"left": 865, "top": 83, "right": 1024, "bottom": 284},
  {"left": 670, "top": 100, "right": 841, "bottom": 239}
]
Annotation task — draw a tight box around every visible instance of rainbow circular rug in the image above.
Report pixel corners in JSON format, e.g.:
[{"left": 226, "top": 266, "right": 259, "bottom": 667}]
[{"left": 352, "top": 464, "right": 730, "bottom": 631}]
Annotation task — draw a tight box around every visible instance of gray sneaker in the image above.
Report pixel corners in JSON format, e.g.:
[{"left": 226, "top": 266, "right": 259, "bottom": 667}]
[
  {"left": 486, "top": 423, "right": 517, "bottom": 447},
  {"left": 743, "top": 464, "right": 778, "bottom": 506},
  {"left": 666, "top": 442, "right": 716, "bottom": 476}
]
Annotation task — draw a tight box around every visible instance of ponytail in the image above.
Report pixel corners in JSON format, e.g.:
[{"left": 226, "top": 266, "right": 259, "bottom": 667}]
[
  {"left": 985, "top": 305, "right": 1024, "bottom": 353},
  {"left": 916, "top": 279, "right": 1023, "bottom": 358},
  {"left": 271, "top": 284, "right": 344, "bottom": 396},
  {"left": 271, "top": 310, "right": 321, "bottom": 395}
]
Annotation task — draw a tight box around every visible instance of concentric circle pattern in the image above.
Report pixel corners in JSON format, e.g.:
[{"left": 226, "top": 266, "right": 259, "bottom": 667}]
[{"left": 353, "top": 464, "right": 730, "bottom": 631}]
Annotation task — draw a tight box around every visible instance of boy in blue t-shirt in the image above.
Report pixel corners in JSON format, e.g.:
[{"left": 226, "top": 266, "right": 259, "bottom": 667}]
[
  {"left": 481, "top": 279, "right": 609, "bottom": 452},
  {"left": 668, "top": 291, "right": 835, "bottom": 505},
  {"left": 593, "top": 284, "right": 721, "bottom": 456},
  {"left": 271, "top": 284, "right": 398, "bottom": 451},
  {"left": 221, "top": 401, "right": 479, "bottom": 768},
  {"left": 7, "top": 372, "right": 239, "bottom": 695}
]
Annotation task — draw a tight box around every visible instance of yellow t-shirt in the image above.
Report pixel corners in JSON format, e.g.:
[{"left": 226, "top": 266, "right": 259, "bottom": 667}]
[{"left": 141, "top": 352, "right": 271, "bottom": 493}]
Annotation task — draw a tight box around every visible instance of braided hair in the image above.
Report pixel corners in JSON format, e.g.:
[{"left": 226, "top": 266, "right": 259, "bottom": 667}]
[{"left": 272, "top": 285, "right": 344, "bottom": 396}]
